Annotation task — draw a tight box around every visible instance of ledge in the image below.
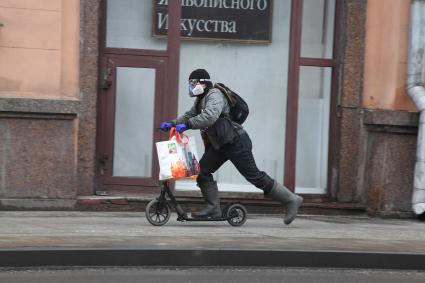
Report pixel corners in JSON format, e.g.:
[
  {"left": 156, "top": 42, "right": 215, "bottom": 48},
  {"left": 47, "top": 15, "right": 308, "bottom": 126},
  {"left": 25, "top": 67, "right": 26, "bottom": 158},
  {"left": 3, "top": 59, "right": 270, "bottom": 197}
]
[
  {"left": 363, "top": 109, "right": 419, "bottom": 127},
  {"left": 75, "top": 195, "right": 367, "bottom": 215},
  {"left": 0, "top": 97, "right": 80, "bottom": 115}
]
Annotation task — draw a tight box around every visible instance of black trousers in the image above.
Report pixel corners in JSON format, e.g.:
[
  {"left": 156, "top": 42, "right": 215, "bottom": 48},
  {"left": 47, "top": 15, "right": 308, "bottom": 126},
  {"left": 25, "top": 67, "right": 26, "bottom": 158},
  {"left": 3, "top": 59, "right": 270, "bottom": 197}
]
[{"left": 196, "top": 132, "right": 274, "bottom": 194}]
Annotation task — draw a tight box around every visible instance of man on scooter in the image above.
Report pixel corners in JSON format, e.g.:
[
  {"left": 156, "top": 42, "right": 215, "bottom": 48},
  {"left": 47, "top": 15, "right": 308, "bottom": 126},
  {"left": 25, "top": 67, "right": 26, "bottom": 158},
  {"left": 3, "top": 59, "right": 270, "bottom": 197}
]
[{"left": 160, "top": 69, "right": 303, "bottom": 225}]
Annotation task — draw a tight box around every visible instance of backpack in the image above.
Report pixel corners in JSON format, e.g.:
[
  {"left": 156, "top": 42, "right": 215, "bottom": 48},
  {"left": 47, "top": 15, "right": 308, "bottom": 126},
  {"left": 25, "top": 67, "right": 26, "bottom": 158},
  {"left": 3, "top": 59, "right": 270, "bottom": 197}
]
[{"left": 214, "top": 83, "right": 249, "bottom": 125}]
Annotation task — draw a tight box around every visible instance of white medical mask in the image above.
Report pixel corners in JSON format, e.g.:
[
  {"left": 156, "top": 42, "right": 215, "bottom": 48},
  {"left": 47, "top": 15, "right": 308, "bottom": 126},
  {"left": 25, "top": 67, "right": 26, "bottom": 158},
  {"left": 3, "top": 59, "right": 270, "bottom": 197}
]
[{"left": 188, "top": 84, "right": 204, "bottom": 97}]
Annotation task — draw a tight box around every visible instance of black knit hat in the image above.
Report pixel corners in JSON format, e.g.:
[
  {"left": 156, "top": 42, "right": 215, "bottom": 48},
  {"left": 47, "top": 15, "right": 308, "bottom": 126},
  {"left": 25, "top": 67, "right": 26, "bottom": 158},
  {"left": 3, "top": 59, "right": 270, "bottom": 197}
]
[{"left": 189, "top": 69, "right": 210, "bottom": 81}]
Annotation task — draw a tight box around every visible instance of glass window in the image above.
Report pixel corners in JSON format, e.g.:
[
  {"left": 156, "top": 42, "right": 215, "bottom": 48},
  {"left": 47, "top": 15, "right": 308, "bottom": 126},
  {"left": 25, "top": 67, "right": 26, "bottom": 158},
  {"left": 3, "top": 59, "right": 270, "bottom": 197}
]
[
  {"left": 113, "top": 67, "right": 156, "bottom": 177},
  {"left": 106, "top": 0, "right": 167, "bottom": 50},
  {"left": 301, "top": 0, "right": 335, "bottom": 58},
  {"left": 295, "top": 67, "right": 332, "bottom": 194},
  {"left": 176, "top": 0, "right": 292, "bottom": 193}
]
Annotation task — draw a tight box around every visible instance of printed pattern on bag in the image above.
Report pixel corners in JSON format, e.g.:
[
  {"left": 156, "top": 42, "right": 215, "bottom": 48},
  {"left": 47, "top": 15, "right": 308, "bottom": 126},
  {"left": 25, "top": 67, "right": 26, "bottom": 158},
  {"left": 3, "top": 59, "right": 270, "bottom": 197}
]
[
  {"left": 168, "top": 143, "right": 177, "bottom": 154},
  {"left": 171, "top": 158, "right": 187, "bottom": 178},
  {"left": 169, "top": 147, "right": 200, "bottom": 178},
  {"left": 156, "top": 129, "right": 201, "bottom": 180}
]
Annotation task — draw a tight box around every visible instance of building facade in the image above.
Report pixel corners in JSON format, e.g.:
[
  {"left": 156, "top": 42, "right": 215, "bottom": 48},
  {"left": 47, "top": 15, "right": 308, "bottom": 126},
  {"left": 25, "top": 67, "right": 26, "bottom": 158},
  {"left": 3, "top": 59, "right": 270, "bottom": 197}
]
[{"left": 0, "top": 0, "right": 419, "bottom": 217}]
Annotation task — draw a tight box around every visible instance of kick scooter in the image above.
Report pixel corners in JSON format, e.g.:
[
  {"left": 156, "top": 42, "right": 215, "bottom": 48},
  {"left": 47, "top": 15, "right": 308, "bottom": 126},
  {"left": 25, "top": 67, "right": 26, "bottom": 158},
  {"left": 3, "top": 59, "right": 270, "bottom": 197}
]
[{"left": 145, "top": 181, "right": 248, "bottom": 226}]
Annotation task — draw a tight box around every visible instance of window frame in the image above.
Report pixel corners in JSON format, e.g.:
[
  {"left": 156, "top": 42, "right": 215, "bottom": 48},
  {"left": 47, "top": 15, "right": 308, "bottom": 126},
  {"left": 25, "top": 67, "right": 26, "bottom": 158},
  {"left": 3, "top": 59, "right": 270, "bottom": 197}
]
[{"left": 285, "top": 0, "right": 340, "bottom": 193}]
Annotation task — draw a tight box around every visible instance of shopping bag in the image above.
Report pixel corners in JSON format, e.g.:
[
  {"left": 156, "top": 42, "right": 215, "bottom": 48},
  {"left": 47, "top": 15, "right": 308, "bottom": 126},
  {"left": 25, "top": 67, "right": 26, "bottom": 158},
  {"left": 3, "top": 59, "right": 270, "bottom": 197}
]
[{"left": 156, "top": 128, "right": 201, "bottom": 180}]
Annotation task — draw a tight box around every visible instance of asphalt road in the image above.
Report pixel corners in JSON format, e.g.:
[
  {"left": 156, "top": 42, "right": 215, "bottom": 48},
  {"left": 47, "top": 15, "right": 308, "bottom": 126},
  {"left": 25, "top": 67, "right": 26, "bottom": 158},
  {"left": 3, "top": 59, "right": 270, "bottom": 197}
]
[{"left": 0, "top": 267, "right": 424, "bottom": 283}]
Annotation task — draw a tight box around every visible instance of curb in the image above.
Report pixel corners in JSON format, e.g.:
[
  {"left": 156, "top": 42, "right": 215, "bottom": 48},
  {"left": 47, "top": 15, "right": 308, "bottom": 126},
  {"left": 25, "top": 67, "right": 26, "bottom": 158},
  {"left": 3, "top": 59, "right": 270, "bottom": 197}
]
[{"left": 1, "top": 249, "right": 424, "bottom": 270}]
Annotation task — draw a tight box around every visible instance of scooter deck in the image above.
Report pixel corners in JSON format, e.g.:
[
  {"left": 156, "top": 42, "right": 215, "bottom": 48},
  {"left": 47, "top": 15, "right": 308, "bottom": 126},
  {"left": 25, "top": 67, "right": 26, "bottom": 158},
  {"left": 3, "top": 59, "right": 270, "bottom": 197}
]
[{"left": 177, "top": 215, "right": 230, "bottom": 222}]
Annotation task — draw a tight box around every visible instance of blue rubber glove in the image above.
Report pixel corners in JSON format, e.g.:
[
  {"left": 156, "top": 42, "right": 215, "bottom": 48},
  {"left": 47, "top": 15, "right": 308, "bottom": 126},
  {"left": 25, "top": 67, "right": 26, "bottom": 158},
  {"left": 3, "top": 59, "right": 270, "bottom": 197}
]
[
  {"left": 159, "top": 121, "right": 173, "bottom": 132},
  {"left": 175, "top": 123, "right": 188, "bottom": 133}
]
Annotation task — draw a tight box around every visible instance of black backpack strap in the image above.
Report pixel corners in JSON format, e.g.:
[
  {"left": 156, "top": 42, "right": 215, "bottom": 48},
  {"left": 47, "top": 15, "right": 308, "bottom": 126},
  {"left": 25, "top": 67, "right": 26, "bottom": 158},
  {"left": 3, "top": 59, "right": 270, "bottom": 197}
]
[{"left": 214, "top": 83, "right": 235, "bottom": 106}]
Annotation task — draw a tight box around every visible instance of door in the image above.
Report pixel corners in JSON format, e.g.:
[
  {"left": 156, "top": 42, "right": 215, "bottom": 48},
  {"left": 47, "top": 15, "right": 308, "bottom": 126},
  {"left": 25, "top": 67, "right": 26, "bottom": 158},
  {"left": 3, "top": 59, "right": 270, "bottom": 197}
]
[{"left": 99, "top": 55, "right": 166, "bottom": 187}]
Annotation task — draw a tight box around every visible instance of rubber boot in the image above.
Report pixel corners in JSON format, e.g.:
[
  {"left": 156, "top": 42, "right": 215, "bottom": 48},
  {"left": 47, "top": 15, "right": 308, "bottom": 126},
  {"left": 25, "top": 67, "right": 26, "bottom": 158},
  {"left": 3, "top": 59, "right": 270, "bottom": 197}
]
[
  {"left": 268, "top": 181, "right": 303, "bottom": 225},
  {"left": 192, "top": 181, "right": 221, "bottom": 218}
]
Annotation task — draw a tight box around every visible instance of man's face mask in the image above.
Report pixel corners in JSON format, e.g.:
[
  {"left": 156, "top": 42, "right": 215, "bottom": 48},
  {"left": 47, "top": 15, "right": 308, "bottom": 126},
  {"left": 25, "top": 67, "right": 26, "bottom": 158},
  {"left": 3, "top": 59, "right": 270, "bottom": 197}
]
[{"left": 188, "top": 79, "right": 205, "bottom": 97}]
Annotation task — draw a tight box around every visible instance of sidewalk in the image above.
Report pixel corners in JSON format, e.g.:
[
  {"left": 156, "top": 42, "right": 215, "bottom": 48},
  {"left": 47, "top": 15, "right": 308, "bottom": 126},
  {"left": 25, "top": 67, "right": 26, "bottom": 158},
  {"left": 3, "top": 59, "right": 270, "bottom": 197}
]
[{"left": 0, "top": 211, "right": 424, "bottom": 269}]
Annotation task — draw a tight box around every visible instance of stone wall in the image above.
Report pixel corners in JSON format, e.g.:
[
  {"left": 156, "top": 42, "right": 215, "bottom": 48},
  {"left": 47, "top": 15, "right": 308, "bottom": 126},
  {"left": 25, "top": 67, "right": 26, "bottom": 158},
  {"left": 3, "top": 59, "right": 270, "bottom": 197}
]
[
  {"left": 336, "top": 0, "right": 418, "bottom": 216},
  {"left": 0, "top": 0, "right": 101, "bottom": 209},
  {"left": 362, "top": 110, "right": 417, "bottom": 216}
]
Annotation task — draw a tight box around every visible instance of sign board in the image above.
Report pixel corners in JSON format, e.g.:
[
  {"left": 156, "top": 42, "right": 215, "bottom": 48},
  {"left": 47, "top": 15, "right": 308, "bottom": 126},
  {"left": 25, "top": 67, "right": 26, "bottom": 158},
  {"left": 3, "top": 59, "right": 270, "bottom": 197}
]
[{"left": 153, "top": 0, "right": 273, "bottom": 43}]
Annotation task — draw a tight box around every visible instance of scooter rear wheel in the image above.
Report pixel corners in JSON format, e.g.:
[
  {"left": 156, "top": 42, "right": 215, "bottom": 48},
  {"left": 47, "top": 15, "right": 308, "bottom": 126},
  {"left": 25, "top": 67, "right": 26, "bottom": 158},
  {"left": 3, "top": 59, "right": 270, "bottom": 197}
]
[
  {"left": 226, "top": 203, "right": 247, "bottom": 226},
  {"left": 145, "top": 199, "right": 171, "bottom": 226}
]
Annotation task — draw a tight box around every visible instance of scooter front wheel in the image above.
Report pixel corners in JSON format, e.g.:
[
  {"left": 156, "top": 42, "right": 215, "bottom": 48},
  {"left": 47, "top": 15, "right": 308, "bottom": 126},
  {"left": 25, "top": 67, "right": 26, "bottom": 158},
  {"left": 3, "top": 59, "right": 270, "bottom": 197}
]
[
  {"left": 145, "top": 199, "right": 171, "bottom": 226},
  {"left": 226, "top": 203, "right": 247, "bottom": 226}
]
